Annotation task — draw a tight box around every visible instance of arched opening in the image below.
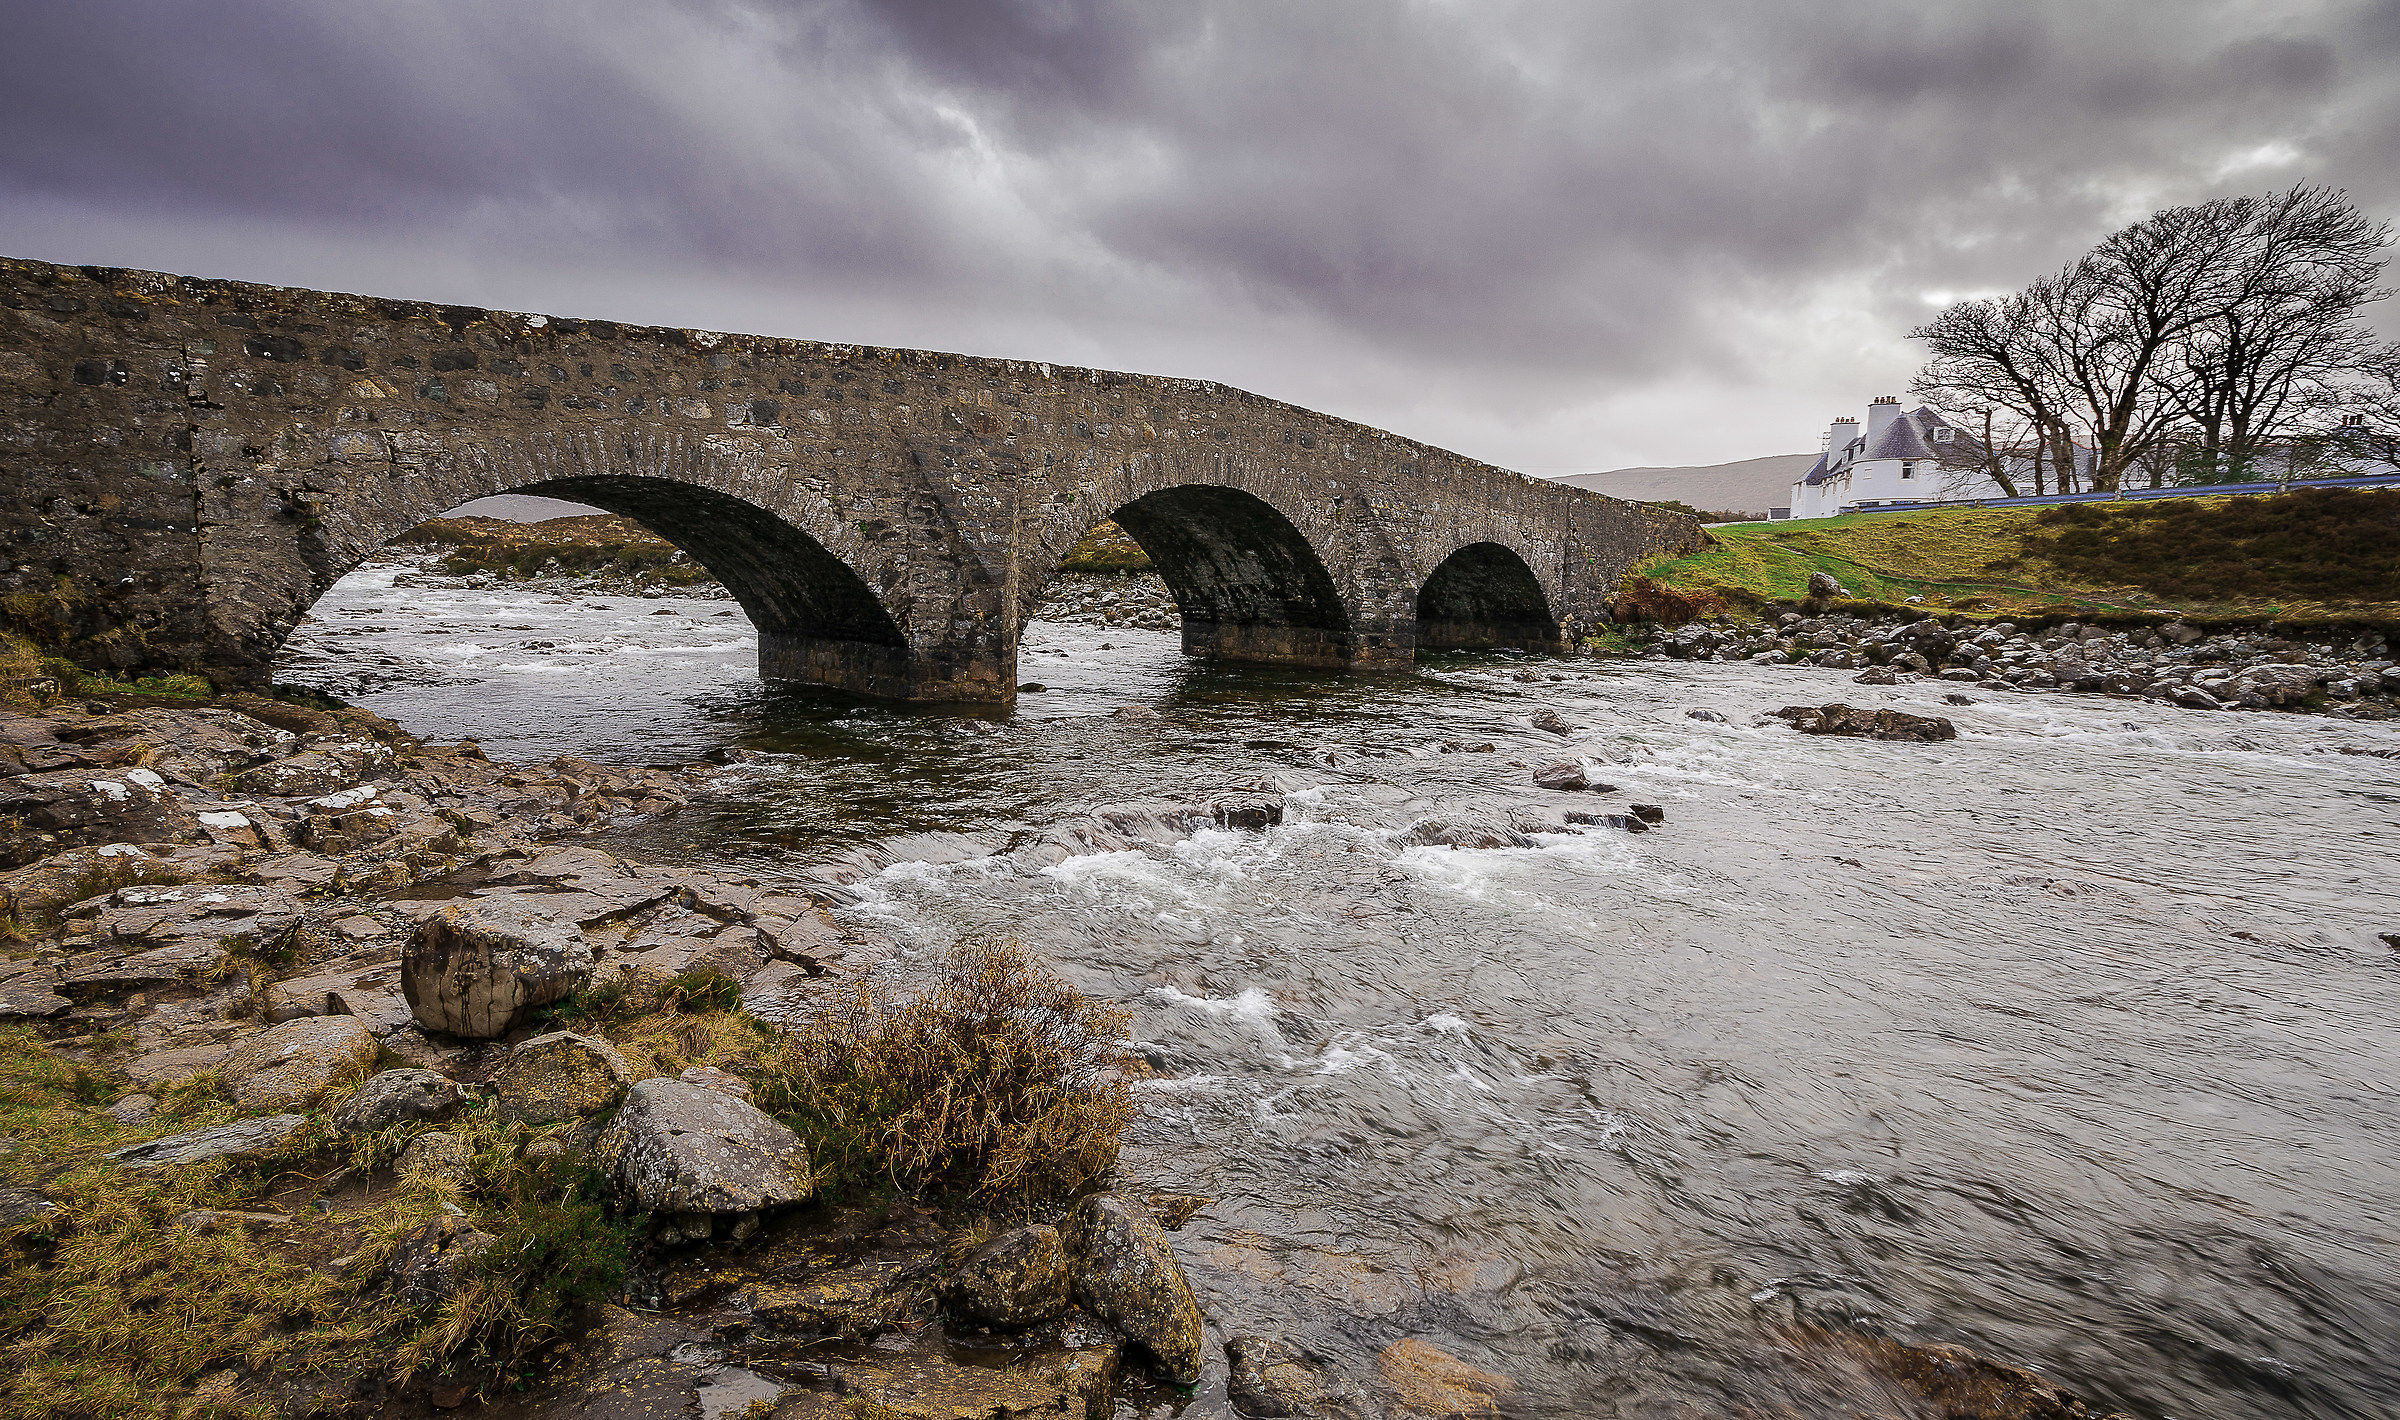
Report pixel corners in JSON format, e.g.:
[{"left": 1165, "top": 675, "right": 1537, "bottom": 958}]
[
  {"left": 1099, "top": 485, "right": 1355, "bottom": 668},
  {"left": 1414, "top": 542, "right": 1560, "bottom": 652},
  {"left": 272, "top": 479, "right": 916, "bottom": 753}
]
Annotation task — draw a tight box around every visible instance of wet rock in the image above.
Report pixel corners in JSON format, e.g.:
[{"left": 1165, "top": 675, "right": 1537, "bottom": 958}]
[
  {"left": 1630, "top": 804, "right": 1665, "bottom": 824},
  {"left": 1066, "top": 1194, "right": 1206, "bottom": 1386},
  {"left": 493, "top": 1031, "right": 633, "bottom": 1124},
  {"left": 1942, "top": 693, "right": 1977, "bottom": 706},
  {"left": 1401, "top": 818, "right": 1537, "bottom": 851},
  {"left": 385, "top": 1216, "right": 495, "bottom": 1310},
  {"left": 1849, "top": 1334, "right": 2131, "bottom": 1420},
  {"left": 332, "top": 1067, "right": 467, "bottom": 1133},
  {"left": 1685, "top": 708, "right": 1732, "bottom": 724},
  {"left": 109, "top": 1114, "right": 307, "bottom": 1169},
  {"left": 1532, "top": 760, "right": 1612, "bottom": 792},
  {"left": 1852, "top": 666, "right": 1899, "bottom": 685},
  {"left": 2171, "top": 686, "right": 2223, "bottom": 710},
  {"left": 597, "top": 1078, "right": 812, "bottom": 1216},
  {"left": 1211, "top": 791, "right": 1286, "bottom": 831},
  {"left": 1772, "top": 704, "right": 1957, "bottom": 742},
  {"left": 401, "top": 894, "right": 594, "bottom": 1038},
  {"left": 812, "top": 1344, "right": 1119, "bottom": 1420},
  {"left": 944, "top": 1224, "right": 1073, "bottom": 1328},
  {"left": 1376, "top": 1338, "right": 1511, "bottom": 1418},
  {"left": 1227, "top": 1335, "right": 1332, "bottom": 1418},
  {"left": 395, "top": 1131, "right": 475, "bottom": 1189},
  {"left": 1565, "top": 810, "right": 1649, "bottom": 833},
  {"left": 219, "top": 1015, "right": 378, "bottom": 1111},
  {"left": 1527, "top": 708, "right": 1573, "bottom": 735},
  {"left": 754, "top": 1257, "right": 933, "bottom": 1338}
]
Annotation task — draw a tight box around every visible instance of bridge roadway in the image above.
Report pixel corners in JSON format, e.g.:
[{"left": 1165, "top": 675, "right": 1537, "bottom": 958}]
[{"left": 0, "top": 258, "right": 1699, "bottom": 703}]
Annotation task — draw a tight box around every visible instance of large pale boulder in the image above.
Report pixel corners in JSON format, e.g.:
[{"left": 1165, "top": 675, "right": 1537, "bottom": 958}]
[
  {"left": 1066, "top": 1195, "right": 1206, "bottom": 1385},
  {"left": 492, "top": 1032, "right": 633, "bottom": 1124},
  {"left": 401, "top": 896, "right": 593, "bottom": 1038},
  {"left": 219, "top": 1016, "right": 378, "bottom": 1111},
  {"left": 596, "top": 1078, "right": 811, "bottom": 1216},
  {"left": 108, "top": 1115, "right": 307, "bottom": 1169}
]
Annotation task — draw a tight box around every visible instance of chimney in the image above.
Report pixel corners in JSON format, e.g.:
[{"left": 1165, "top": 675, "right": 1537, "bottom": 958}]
[
  {"left": 1825, "top": 416, "right": 1859, "bottom": 455},
  {"left": 1864, "top": 395, "right": 1902, "bottom": 446}
]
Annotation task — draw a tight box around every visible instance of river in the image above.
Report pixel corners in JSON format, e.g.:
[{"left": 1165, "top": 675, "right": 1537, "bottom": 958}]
[{"left": 280, "top": 554, "right": 2400, "bottom": 1419}]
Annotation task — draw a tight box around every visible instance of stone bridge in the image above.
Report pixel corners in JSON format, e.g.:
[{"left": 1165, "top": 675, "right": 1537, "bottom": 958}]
[{"left": 0, "top": 258, "right": 1699, "bottom": 703}]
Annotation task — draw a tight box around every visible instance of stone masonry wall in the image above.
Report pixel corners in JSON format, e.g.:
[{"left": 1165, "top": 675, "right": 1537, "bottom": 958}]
[{"left": 0, "top": 258, "right": 1700, "bottom": 701}]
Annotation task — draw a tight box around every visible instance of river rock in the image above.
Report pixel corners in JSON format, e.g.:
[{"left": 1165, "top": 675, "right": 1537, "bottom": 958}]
[
  {"left": 1528, "top": 708, "right": 1573, "bottom": 735},
  {"left": 332, "top": 1068, "right": 466, "bottom": 1133},
  {"left": 1066, "top": 1194, "right": 1206, "bottom": 1385},
  {"left": 219, "top": 1016, "right": 378, "bottom": 1112},
  {"left": 1532, "top": 760, "right": 1611, "bottom": 791},
  {"left": 1377, "top": 1338, "right": 1511, "bottom": 1417},
  {"left": 1771, "top": 704, "right": 1957, "bottom": 742},
  {"left": 401, "top": 895, "right": 594, "bottom": 1038},
  {"left": 386, "top": 1216, "right": 495, "bottom": 1310},
  {"left": 396, "top": 1130, "right": 476, "bottom": 1189},
  {"left": 1227, "top": 1335, "right": 1332, "bottom": 1417},
  {"left": 943, "top": 1224, "right": 1072, "bottom": 1328},
  {"left": 596, "top": 1078, "right": 812, "bottom": 1216},
  {"left": 1211, "top": 791, "right": 1286, "bottom": 831},
  {"left": 493, "top": 1032, "right": 633, "bottom": 1124},
  {"left": 108, "top": 1114, "right": 307, "bottom": 1169},
  {"left": 1852, "top": 666, "right": 1899, "bottom": 685},
  {"left": 0, "top": 767, "right": 201, "bottom": 868}
]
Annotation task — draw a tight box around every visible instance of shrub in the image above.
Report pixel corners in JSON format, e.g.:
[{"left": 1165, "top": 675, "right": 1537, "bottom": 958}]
[{"left": 753, "top": 940, "right": 1133, "bottom": 1204}]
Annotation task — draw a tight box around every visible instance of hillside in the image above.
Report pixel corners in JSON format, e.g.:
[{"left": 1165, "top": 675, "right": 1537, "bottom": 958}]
[
  {"left": 1550, "top": 452, "right": 1815, "bottom": 520},
  {"left": 1636, "top": 487, "right": 2400, "bottom": 629}
]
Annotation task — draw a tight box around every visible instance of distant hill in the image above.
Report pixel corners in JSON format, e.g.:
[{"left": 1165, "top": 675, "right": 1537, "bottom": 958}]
[{"left": 1548, "top": 453, "right": 1815, "bottom": 519}]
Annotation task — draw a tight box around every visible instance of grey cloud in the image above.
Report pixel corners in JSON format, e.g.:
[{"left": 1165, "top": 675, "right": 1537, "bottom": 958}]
[{"left": 0, "top": 0, "right": 2394, "bottom": 468}]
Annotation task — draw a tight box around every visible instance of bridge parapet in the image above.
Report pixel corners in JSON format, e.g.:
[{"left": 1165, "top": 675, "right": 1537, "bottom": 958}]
[{"left": 0, "top": 258, "right": 1700, "bottom": 701}]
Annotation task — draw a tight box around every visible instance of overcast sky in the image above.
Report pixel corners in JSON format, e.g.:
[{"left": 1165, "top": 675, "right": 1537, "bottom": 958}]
[{"left": 4, "top": 1, "right": 2396, "bottom": 475}]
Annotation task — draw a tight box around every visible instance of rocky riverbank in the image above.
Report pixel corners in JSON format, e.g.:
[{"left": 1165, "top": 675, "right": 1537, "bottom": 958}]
[
  {"left": 1625, "top": 579, "right": 2400, "bottom": 718},
  {"left": 0, "top": 693, "right": 1526, "bottom": 1419}
]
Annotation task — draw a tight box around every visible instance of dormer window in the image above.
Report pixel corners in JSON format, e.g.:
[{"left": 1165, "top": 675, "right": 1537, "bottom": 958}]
[{"left": 1932, "top": 427, "right": 1954, "bottom": 443}]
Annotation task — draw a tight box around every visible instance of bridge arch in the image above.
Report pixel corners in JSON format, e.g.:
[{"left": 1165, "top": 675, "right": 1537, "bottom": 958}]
[
  {"left": 255, "top": 429, "right": 971, "bottom": 700},
  {"left": 1026, "top": 483, "right": 1356, "bottom": 668},
  {"left": 1414, "top": 541, "right": 1562, "bottom": 652}
]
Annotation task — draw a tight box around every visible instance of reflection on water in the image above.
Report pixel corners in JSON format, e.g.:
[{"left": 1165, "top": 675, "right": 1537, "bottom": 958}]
[{"left": 282, "top": 556, "right": 2400, "bottom": 1419}]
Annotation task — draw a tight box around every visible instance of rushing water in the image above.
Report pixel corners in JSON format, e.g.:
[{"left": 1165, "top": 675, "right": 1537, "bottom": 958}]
[{"left": 283, "top": 555, "right": 2400, "bottom": 1419}]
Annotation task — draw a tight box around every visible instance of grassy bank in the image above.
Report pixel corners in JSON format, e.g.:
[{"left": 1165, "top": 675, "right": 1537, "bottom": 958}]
[
  {"left": 1636, "top": 487, "right": 2400, "bottom": 629},
  {"left": 392, "top": 515, "right": 716, "bottom": 587}
]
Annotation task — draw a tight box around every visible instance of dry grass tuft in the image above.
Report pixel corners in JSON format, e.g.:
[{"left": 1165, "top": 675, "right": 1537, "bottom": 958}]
[{"left": 753, "top": 939, "right": 1133, "bottom": 1204}]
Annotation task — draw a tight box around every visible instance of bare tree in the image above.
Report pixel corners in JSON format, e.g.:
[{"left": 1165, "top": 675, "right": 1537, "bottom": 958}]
[
  {"left": 2156, "top": 186, "right": 2394, "bottom": 481},
  {"left": 1908, "top": 293, "right": 2058, "bottom": 496}
]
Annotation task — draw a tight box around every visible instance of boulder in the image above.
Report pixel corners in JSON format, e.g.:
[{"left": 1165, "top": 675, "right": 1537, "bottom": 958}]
[
  {"left": 385, "top": 1216, "right": 495, "bottom": 1311},
  {"left": 401, "top": 896, "right": 593, "bottom": 1038},
  {"left": 596, "top": 1078, "right": 812, "bottom": 1216},
  {"left": 1806, "top": 570, "right": 1847, "bottom": 600},
  {"left": 1771, "top": 704, "right": 1957, "bottom": 742},
  {"left": 1066, "top": 1194, "right": 1206, "bottom": 1386},
  {"left": 1527, "top": 708, "right": 1573, "bottom": 735},
  {"left": 943, "top": 1224, "right": 1072, "bottom": 1328},
  {"left": 492, "top": 1032, "right": 633, "bottom": 1124},
  {"left": 1377, "top": 1338, "right": 1511, "bottom": 1418},
  {"left": 395, "top": 1131, "right": 476, "bottom": 1189},
  {"left": 219, "top": 1016, "right": 378, "bottom": 1112},
  {"left": 108, "top": 1114, "right": 307, "bottom": 1169},
  {"left": 332, "top": 1068, "right": 466, "bottom": 1134},
  {"left": 1532, "top": 760, "right": 1612, "bottom": 792},
  {"left": 1210, "top": 792, "right": 1286, "bottom": 831},
  {"left": 1852, "top": 666, "right": 1898, "bottom": 685}
]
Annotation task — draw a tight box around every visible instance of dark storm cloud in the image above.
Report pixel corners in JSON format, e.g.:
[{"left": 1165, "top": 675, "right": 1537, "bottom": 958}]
[{"left": 2, "top": 0, "right": 2395, "bottom": 467}]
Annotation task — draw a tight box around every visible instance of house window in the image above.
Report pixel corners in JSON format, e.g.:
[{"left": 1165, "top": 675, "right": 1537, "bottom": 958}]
[
  {"left": 1900, "top": 462, "right": 1915, "bottom": 479},
  {"left": 1932, "top": 427, "right": 1953, "bottom": 443}
]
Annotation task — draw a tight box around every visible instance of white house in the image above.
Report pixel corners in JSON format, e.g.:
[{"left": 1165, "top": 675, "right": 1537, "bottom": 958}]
[{"left": 1782, "top": 397, "right": 2006, "bottom": 519}]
